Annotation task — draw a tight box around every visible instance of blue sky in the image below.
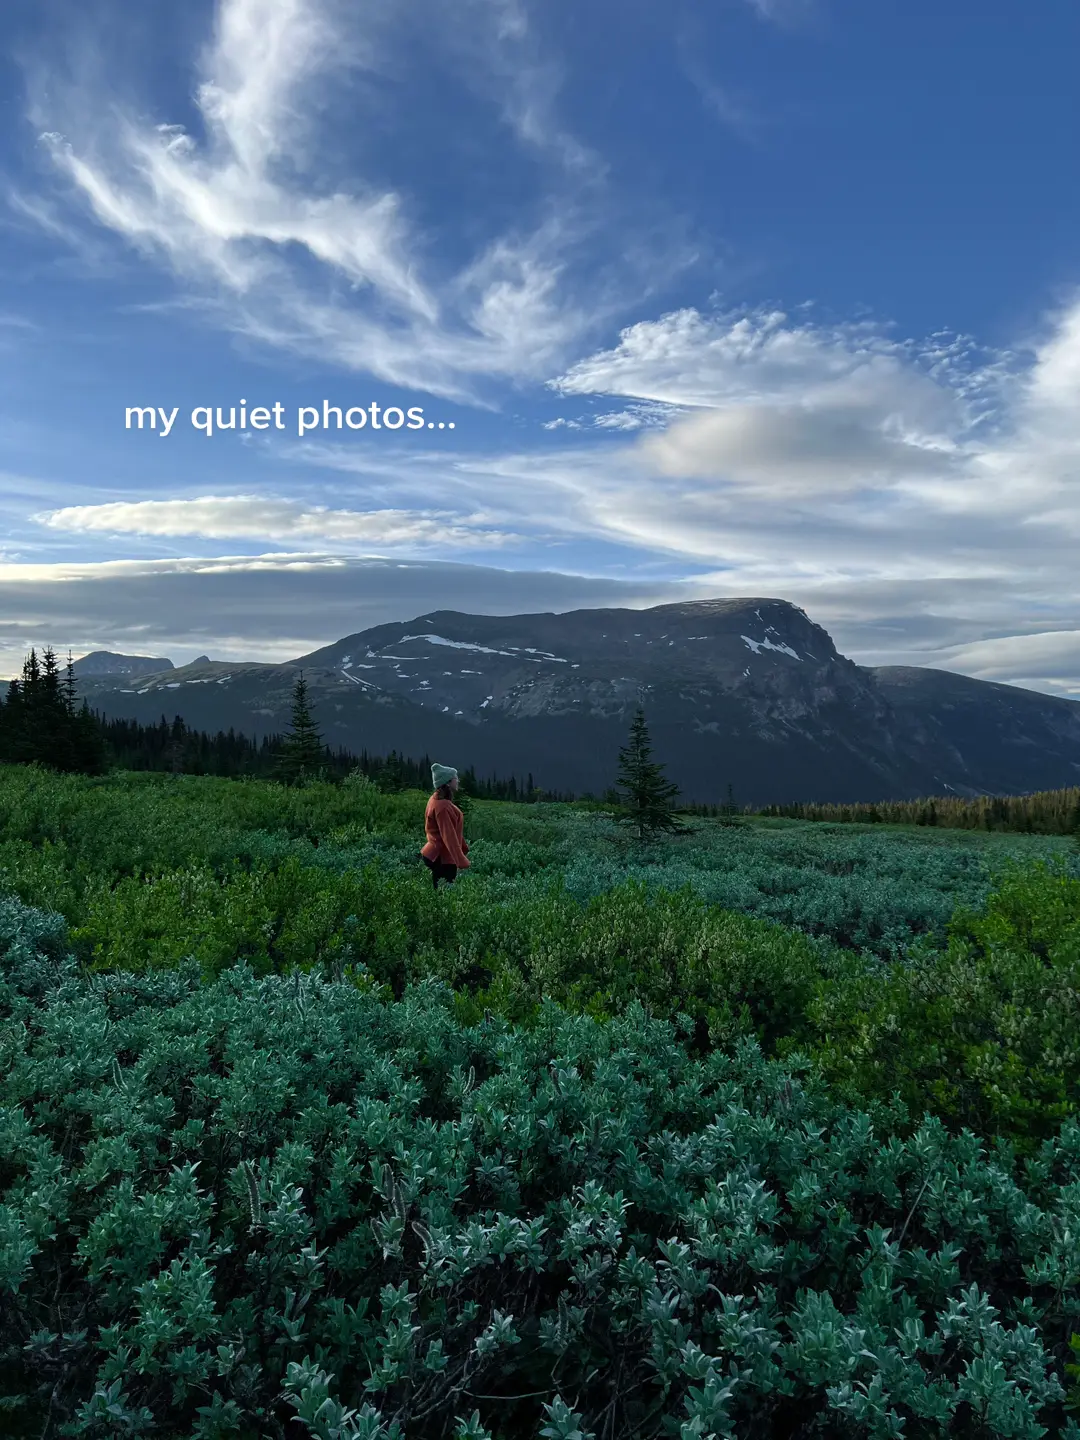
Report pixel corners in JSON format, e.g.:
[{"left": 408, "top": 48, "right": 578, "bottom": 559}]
[{"left": 1, "top": 0, "right": 1078, "bottom": 694}]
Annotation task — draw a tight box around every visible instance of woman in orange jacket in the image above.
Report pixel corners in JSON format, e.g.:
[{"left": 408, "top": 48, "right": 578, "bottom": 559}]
[{"left": 420, "top": 763, "right": 470, "bottom": 889}]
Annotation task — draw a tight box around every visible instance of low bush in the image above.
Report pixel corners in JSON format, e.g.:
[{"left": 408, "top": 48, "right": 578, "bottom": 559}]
[
  {"left": 794, "top": 857, "right": 1080, "bottom": 1153},
  {"left": 3, "top": 891, "right": 1080, "bottom": 1439}
]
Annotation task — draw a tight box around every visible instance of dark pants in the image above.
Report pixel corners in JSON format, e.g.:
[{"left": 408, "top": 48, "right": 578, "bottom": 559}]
[{"left": 422, "top": 855, "right": 457, "bottom": 889}]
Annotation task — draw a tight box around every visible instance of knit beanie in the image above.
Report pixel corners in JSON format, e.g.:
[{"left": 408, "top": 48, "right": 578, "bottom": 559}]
[{"left": 431, "top": 763, "right": 458, "bottom": 789}]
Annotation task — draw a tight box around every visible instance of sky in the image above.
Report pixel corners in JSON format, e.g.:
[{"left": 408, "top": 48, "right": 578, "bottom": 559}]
[{"left": 1, "top": 0, "right": 1078, "bottom": 695}]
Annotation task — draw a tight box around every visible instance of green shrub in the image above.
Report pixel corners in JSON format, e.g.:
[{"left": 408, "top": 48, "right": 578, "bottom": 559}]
[
  {"left": 555, "top": 808, "right": 1080, "bottom": 963},
  {"left": 795, "top": 857, "right": 1080, "bottom": 1151},
  {"left": 8, "top": 764, "right": 1080, "bottom": 1164},
  {"left": 3, "top": 765, "right": 1077, "bottom": 974},
  {"left": 2, "top": 891, "right": 1080, "bottom": 1439}
]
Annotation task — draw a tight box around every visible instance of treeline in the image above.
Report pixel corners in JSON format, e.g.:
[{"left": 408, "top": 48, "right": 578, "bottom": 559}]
[
  {"left": 0, "top": 647, "right": 109, "bottom": 773},
  {"left": 0, "top": 647, "right": 569, "bottom": 802},
  {"left": 759, "top": 787, "right": 1080, "bottom": 836},
  {"left": 6, "top": 645, "right": 1079, "bottom": 831},
  {"left": 100, "top": 713, "right": 358, "bottom": 782},
  {"left": 680, "top": 783, "right": 745, "bottom": 820},
  {"left": 101, "top": 712, "right": 568, "bottom": 801}
]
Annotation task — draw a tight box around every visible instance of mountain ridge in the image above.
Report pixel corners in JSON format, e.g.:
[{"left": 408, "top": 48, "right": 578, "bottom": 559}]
[
  {"left": 71, "top": 650, "right": 176, "bottom": 677},
  {"left": 63, "top": 598, "right": 1080, "bottom": 806}
]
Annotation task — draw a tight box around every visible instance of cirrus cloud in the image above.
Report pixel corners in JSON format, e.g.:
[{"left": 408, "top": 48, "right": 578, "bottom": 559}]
[
  {"left": 17, "top": 0, "right": 673, "bottom": 403},
  {"left": 34, "top": 495, "right": 520, "bottom": 547}
]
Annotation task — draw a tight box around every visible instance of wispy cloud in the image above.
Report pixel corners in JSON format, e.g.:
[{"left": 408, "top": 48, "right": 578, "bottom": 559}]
[
  {"left": 742, "top": 0, "right": 814, "bottom": 25},
  {"left": 591, "top": 400, "right": 689, "bottom": 431},
  {"left": 14, "top": 0, "right": 651, "bottom": 401},
  {"left": 34, "top": 495, "right": 520, "bottom": 548},
  {"left": 440, "top": 0, "right": 603, "bottom": 176},
  {"left": 675, "top": 29, "right": 764, "bottom": 143}
]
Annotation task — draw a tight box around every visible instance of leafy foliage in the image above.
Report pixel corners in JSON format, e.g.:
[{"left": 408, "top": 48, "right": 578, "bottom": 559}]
[
  {"left": 2, "top": 892, "right": 1080, "bottom": 1438},
  {"left": 5, "top": 764, "right": 1080, "bottom": 1433},
  {"left": 554, "top": 810, "right": 1080, "bottom": 964},
  {"left": 793, "top": 856, "right": 1080, "bottom": 1152}
]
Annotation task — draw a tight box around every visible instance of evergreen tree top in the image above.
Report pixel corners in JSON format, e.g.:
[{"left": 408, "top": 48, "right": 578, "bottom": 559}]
[{"left": 614, "top": 705, "right": 690, "bottom": 841}]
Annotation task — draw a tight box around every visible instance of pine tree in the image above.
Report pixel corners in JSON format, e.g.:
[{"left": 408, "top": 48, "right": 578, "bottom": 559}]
[
  {"left": 63, "top": 651, "right": 78, "bottom": 716},
  {"left": 166, "top": 715, "right": 187, "bottom": 777},
  {"left": 0, "top": 646, "right": 106, "bottom": 773},
  {"left": 19, "top": 649, "right": 43, "bottom": 753},
  {"left": 613, "top": 706, "right": 690, "bottom": 843},
  {"left": 0, "top": 677, "right": 28, "bottom": 763},
  {"left": 38, "top": 646, "right": 72, "bottom": 769},
  {"left": 377, "top": 751, "right": 404, "bottom": 792},
  {"left": 273, "top": 671, "right": 326, "bottom": 786},
  {"left": 73, "top": 700, "right": 108, "bottom": 775}
]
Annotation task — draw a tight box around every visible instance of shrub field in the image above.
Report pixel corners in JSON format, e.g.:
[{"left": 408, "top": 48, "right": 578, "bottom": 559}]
[{"left": 2, "top": 762, "right": 1080, "bottom": 1438}]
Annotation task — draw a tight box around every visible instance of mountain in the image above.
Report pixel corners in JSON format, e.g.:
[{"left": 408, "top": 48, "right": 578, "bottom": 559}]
[
  {"left": 72, "top": 651, "right": 175, "bottom": 677},
  {"left": 68, "top": 598, "right": 1080, "bottom": 806},
  {"left": 869, "top": 665, "right": 1080, "bottom": 801}
]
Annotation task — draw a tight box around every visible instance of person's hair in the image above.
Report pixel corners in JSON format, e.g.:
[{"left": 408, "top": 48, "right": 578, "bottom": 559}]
[{"left": 436, "top": 782, "right": 454, "bottom": 801}]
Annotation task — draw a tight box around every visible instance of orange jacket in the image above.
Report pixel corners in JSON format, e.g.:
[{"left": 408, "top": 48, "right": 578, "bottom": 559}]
[{"left": 421, "top": 793, "right": 471, "bottom": 869}]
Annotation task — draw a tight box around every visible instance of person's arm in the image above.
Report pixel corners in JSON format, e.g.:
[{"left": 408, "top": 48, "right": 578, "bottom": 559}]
[{"left": 434, "top": 801, "right": 469, "bottom": 867}]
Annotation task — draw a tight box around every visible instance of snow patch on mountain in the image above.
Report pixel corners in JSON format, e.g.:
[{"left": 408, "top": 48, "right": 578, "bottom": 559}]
[
  {"left": 396, "top": 633, "right": 569, "bottom": 662},
  {"left": 400, "top": 634, "right": 517, "bottom": 657},
  {"left": 741, "top": 635, "right": 802, "bottom": 660}
]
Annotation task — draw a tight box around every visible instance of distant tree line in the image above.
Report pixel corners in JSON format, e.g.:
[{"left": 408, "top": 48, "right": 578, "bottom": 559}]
[
  {"left": 758, "top": 789, "right": 1080, "bottom": 836},
  {"left": 0, "top": 649, "right": 571, "bottom": 802},
  {"left": 0, "top": 648, "right": 109, "bottom": 774},
  {"left": 266, "top": 671, "right": 575, "bottom": 799},
  {"left": 5, "top": 647, "right": 1078, "bottom": 838}
]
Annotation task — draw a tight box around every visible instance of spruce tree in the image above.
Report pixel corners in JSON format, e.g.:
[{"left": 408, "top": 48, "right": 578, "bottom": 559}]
[
  {"left": 73, "top": 699, "right": 108, "bottom": 775},
  {"left": 0, "top": 677, "right": 28, "bottom": 763},
  {"left": 377, "top": 751, "right": 404, "bottom": 792},
  {"left": 273, "top": 671, "right": 326, "bottom": 786},
  {"left": 0, "top": 646, "right": 106, "bottom": 773},
  {"left": 63, "top": 651, "right": 78, "bottom": 715},
  {"left": 20, "top": 649, "right": 43, "bottom": 754},
  {"left": 614, "top": 706, "right": 690, "bottom": 842},
  {"left": 166, "top": 715, "right": 187, "bottom": 777},
  {"left": 38, "top": 646, "right": 72, "bottom": 769}
]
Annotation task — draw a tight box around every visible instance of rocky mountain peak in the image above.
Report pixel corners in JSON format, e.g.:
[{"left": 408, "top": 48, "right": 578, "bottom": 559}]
[
  {"left": 72, "top": 650, "right": 175, "bottom": 677},
  {"left": 67, "top": 598, "right": 1080, "bottom": 805}
]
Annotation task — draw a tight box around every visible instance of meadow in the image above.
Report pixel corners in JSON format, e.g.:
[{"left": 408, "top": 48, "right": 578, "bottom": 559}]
[{"left": 2, "top": 762, "right": 1080, "bottom": 1438}]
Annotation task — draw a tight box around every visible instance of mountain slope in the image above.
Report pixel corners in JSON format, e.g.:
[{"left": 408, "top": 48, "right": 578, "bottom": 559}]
[
  {"left": 869, "top": 666, "right": 1080, "bottom": 798},
  {"left": 71, "top": 651, "right": 176, "bottom": 677},
  {"left": 69, "top": 598, "right": 1080, "bottom": 805}
]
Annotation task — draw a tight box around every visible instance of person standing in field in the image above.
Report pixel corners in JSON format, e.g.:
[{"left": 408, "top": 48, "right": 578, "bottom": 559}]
[{"left": 421, "top": 763, "right": 470, "bottom": 889}]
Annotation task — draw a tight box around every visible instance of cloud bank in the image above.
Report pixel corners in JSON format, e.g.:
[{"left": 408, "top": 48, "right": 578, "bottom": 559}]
[{"left": 0, "top": 554, "right": 687, "bottom": 676}]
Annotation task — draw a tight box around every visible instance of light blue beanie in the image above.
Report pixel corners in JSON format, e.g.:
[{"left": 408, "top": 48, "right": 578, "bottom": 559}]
[{"left": 431, "top": 763, "right": 458, "bottom": 788}]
